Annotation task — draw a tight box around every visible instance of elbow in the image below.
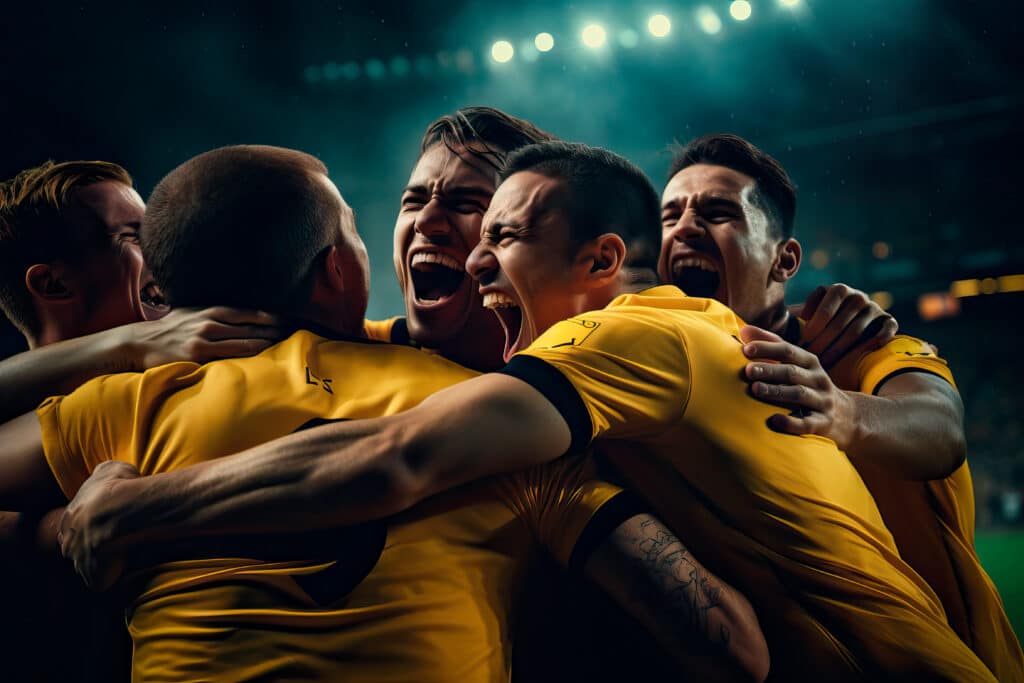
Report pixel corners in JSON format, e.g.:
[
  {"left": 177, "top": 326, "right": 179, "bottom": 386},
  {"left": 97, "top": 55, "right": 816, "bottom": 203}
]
[
  {"left": 724, "top": 590, "right": 770, "bottom": 682},
  {"left": 942, "top": 429, "right": 967, "bottom": 478},
  {"left": 353, "top": 422, "right": 441, "bottom": 519}
]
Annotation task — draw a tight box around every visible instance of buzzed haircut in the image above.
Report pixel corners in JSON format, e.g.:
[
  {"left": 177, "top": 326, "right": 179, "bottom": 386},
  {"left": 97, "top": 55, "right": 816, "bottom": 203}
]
[
  {"left": 142, "top": 145, "right": 340, "bottom": 313},
  {"left": 0, "top": 160, "right": 133, "bottom": 336},
  {"left": 501, "top": 141, "right": 661, "bottom": 269},
  {"left": 668, "top": 133, "right": 797, "bottom": 239},
  {"left": 421, "top": 106, "right": 557, "bottom": 175}
]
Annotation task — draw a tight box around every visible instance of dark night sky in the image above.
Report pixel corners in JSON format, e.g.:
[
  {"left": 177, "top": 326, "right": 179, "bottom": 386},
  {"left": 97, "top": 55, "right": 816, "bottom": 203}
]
[{"left": 2, "top": 0, "right": 1022, "bottom": 347}]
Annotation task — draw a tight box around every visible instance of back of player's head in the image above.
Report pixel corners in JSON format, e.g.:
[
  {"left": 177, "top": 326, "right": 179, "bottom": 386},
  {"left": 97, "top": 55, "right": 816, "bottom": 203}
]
[
  {"left": 0, "top": 160, "right": 133, "bottom": 336},
  {"left": 142, "top": 145, "right": 341, "bottom": 313},
  {"left": 669, "top": 133, "right": 796, "bottom": 239},
  {"left": 420, "top": 106, "right": 557, "bottom": 173},
  {"left": 502, "top": 141, "right": 661, "bottom": 268}
]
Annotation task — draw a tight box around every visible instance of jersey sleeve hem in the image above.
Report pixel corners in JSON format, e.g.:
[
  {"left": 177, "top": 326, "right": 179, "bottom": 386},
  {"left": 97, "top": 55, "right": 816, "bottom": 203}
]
[
  {"left": 567, "top": 490, "right": 649, "bottom": 574},
  {"left": 870, "top": 367, "right": 956, "bottom": 396},
  {"left": 499, "top": 355, "right": 593, "bottom": 455}
]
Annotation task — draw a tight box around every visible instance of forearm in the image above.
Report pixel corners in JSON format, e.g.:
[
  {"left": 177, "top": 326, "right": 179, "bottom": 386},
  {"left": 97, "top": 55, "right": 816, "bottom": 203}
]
[
  {"left": 0, "top": 329, "right": 133, "bottom": 421},
  {"left": 585, "top": 514, "right": 769, "bottom": 682},
  {"left": 100, "top": 418, "right": 416, "bottom": 550},
  {"left": 841, "top": 383, "right": 966, "bottom": 480}
]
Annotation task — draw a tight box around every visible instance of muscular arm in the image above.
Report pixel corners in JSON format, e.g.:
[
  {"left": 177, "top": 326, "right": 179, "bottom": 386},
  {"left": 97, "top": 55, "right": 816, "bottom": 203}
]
[
  {"left": 61, "top": 373, "right": 572, "bottom": 587},
  {"left": 840, "top": 371, "right": 965, "bottom": 479},
  {"left": 741, "top": 326, "right": 966, "bottom": 480},
  {"left": 585, "top": 513, "right": 768, "bottom": 682},
  {"left": 0, "top": 307, "right": 282, "bottom": 422},
  {"left": 0, "top": 330, "right": 131, "bottom": 422}
]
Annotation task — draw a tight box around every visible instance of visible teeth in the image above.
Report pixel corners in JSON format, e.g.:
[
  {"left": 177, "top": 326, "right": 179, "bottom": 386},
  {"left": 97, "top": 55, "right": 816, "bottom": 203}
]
[
  {"left": 674, "top": 256, "right": 718, "bottom": 272},
  {"left": 483, "top": 292, "right": 517, "bottom": 309},
  {"left": 411, "top": 252, "right": 464, "bottom": 271}
]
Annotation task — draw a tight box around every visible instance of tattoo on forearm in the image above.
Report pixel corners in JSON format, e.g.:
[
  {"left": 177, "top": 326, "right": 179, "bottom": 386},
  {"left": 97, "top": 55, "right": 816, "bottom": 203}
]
[{"left": 628, "top": 517, "right": 731, "bottom": 651}]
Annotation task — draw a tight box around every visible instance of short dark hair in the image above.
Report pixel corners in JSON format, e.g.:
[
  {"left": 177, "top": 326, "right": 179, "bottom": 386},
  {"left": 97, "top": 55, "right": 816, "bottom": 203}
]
[
  {"left": 502, "top": 141, "right": 661, "bottom": 269},
  {"left": 142, "top": 145, "right": 340, "bottom": 312},
  {"left": 0, "top": 160, "right": 133, "bottom": 336},
  {"left": 420, "top": 106, "right": 557, "bottom": 174},
  {"left": 668, "top": 134, "right": 796, "bottom": 238}
]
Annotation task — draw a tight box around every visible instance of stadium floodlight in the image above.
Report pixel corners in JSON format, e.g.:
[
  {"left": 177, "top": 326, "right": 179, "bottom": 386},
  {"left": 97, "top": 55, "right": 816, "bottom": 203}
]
[
  {"left": 648, "top": 14, "right": 671, "bottom": 38},
  {"left": 365, "top": 59, "right": 387, "bottom": 80},
  {"left": 535, "top": 32, "right": 554, "bottom": 52},
  {"left": 581, "top": 23, "right": 607, "bottom": 48},
  {"left": 696, "top": 7, "right": 723, "bottom": 35},
  {"left": 491, "top": 40, "right": 514, "bottom": 63},
  {"left": 730, "top": 0, "right": 752, "bottom": 21}
]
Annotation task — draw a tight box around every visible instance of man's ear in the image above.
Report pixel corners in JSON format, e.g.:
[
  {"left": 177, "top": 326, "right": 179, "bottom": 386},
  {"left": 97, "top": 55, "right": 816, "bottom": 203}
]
[
  {"left": 309, "top": 245, "right": 345, "bottom": 301},
  {"left": 25, "top": 264, "right": 73, "bottom": 302},
  {"left": 771, "top": 238, "right": 801, "bottom": 284},
  {"left": 575, "top": 233, "right": 626, "bottom": 288}
]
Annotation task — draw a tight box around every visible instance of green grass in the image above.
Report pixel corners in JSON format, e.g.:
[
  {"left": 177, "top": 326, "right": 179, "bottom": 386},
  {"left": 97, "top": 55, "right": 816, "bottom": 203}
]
[{"left": 976, "top": 530, "right": 1024, "bottom": 642}]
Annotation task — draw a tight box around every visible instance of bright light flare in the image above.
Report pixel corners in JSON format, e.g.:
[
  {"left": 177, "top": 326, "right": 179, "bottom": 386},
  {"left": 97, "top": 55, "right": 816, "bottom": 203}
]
[
  {"left": 581, "top": 23, "right": 607, "bottom": 48},
  {"left": 647, "top": 14, "right": 671, "bottom": 38},
  {"left": 491, "top": 40, "right": 514, "bottom": 63},
  {"left": 535, "top": 32, "right": 554, "bottom": 52},
  {"left": 780, "top": 0, "right": 801, "bottom": 6},
  {"left": 696, "top": 7, "right": 723, "bottom": 34},
  {"left": 730, "top": 0, "right": 752, "bottom": 21}
]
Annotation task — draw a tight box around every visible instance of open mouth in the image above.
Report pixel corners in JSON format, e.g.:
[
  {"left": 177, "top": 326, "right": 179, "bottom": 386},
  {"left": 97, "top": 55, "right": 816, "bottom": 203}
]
[
  {"left": 140, "top": 280, "right": 170, "bottom": 317},
  {"left": 670, "top": 257, "right": 721, "bottom": 299},
  {"left": 409, "top": 252, "right": 466, "bottom": 305},
  {"left": 483, "top": 292, "right": 523, "bottom": 362}
]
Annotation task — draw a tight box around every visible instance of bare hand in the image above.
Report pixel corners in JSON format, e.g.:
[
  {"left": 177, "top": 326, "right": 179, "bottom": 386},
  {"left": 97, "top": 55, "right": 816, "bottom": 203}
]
[
  {"left": 58, "top": 461, "right": 140, "bottom": 591},
  {"left": 740, "top": 326, "right": 856, "bottom": 450},
  {"left": 799, "top": 284, "right": 897, "bottom": 368},
  {"left": 123, "top": 306, "right": 285, "bottom": 370}
]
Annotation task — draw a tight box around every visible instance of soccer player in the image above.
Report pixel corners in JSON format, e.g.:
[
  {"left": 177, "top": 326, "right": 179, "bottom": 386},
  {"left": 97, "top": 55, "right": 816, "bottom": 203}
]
[
  {"left": 56, "top": 142, "right": 999, "bottom": 680},
  {"left": 0, "top": 145, "right": 768, "bottom": 681},
  {"left": 657, "top": 134, "right": 1022, "bottom": 680},
  {"left": 0, "top": 159, "right": 283, "bottom": 682}
]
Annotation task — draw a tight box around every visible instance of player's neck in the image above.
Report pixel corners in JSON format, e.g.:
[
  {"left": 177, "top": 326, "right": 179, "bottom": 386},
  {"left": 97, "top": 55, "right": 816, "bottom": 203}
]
[{"left": 750, "top": 300, "right": 792, "bottom": 339}]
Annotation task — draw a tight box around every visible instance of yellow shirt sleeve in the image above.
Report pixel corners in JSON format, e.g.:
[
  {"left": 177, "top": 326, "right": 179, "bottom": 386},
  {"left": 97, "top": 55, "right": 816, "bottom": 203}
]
[
  {"left": 497, "top": 456, "right": 641, "bottom": 570},
  {"left": 362, "top": 317, "right": 400, "bottom": 343},
  {"left": 830, "top": 334, "right": 956, "bottom": 394},
  {"left": 501, "top": 309, "right": 691, "bottom": 450},
  {"left": 35, "top": 371, "right": 144, "bottom": 499}
]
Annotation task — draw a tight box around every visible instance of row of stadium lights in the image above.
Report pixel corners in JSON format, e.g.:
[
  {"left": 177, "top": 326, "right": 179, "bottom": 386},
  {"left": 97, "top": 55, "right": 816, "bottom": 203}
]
[
  {"left": 869, "top": 275, "right": 1024, "bottom": 322},
  {"left": 303, "top": 0, "right": 802, "bottom": 84},
  {"left": 489, "top": 0, "right": 800, "bottom": 63}
]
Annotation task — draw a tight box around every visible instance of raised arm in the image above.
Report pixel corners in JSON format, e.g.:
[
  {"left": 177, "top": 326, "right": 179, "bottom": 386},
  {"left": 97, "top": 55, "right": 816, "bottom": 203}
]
[
  {"left": 60, "top": 372, "right": 571, "bottom": 589},
  {"left": 740, "top": 326, "right": 965, "bottom": 479},
  {"left": 585, "top": 513, "right": 769, "bottom": 682},
  {"left": 0, "top": 307, "right": 283, "bottom": 422}
]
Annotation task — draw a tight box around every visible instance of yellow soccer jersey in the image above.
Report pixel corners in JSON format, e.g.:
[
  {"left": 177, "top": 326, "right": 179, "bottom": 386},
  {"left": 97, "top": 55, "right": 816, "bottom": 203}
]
[
  {"left": 363, "top": 316, "right": 406, "bottom": 343},
  {"left": 831, "top": 336, "right": 1023, "bottom": 681},
  {"left": 502, "top": 285, "right": 995, "bottom": 681},
  {"left": 37, "top": 331, "right": 626, "bottom": 683}
]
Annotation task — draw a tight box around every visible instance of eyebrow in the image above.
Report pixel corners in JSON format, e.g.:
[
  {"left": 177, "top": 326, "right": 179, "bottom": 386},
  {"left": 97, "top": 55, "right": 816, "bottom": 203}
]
[{"left": 402, "top": 183, "right": 492, "bottom": 199}]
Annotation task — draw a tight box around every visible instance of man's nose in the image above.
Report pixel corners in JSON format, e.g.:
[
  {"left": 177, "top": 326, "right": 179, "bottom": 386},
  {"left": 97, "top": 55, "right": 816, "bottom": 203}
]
[
  {"left": 668, "top": 208, "right": 705, "bottom": 242},
  {"left": 413, "top": 197, "right": 452, "bottom": 240},
  {"left": 466, "top": 242, "right": 497, "bottom": 285}
]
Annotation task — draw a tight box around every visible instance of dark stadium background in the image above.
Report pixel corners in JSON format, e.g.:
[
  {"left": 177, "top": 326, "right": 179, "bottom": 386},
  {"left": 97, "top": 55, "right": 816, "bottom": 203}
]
[{"left": 1, "top": 0, "right": 1021, "bottom": 637}]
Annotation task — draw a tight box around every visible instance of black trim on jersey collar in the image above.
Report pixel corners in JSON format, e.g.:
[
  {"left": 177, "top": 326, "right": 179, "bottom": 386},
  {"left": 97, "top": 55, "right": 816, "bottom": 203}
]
[
  {"left": 390, "top": 317, "right": 418, "bottom": 347},
  {"left": 872, "top": 368, "right": 953, "bottom": 396},
  {"left": 499, "top": 355, "right": 592, "bottom": 457},
  {"left": 282, "top": 318, "right": 386, "bottom": 345},
  {"left": 568, "top": 491, "right": 648, "bottom": 575}
]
